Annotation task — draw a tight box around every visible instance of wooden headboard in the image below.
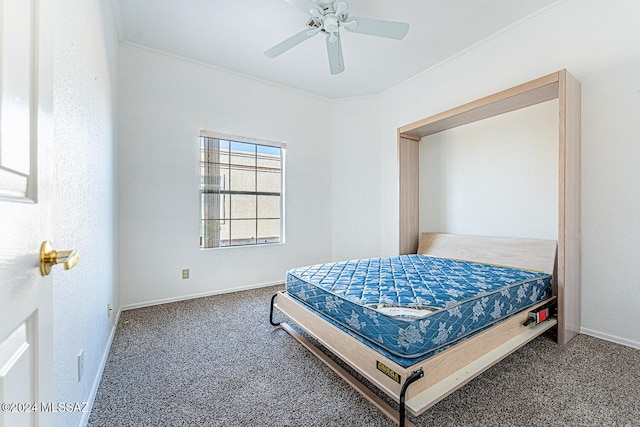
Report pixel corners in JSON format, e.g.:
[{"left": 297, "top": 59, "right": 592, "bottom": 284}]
[{"left": 417, "top": 233, "right": 557, "bottom": 275}]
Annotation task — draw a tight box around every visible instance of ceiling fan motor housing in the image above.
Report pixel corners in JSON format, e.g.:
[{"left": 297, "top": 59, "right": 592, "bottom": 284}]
[{"left": 324, "top": 15, "right": 339, "bottom": 34}]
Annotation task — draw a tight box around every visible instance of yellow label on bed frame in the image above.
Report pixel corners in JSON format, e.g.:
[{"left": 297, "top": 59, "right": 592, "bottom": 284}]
[{"left": 376, "top": 361, "right": 401, "bottom": 384}]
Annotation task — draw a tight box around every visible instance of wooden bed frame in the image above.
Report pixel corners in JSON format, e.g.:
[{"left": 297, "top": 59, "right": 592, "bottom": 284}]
[
  {"left": 271, "top": 233, "right": 558, "bottom": 426},
  {"left": 271, "top": 71, "right": 580, "bottom": 426},
  {"left": 398, "top": 70, "right": 581, "bottom": 346}
]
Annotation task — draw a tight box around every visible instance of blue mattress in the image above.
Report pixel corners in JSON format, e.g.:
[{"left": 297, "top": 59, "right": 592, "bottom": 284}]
[{"left": 285, "top": 255, "right": 552, "bottom": 358}]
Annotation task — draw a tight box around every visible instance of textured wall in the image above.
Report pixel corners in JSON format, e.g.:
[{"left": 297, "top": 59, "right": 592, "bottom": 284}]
[
  {"left": 118, "top": 46, "right": 333, "bottom": 307},
  {"left": 52, "top": 0, "right": 119, "bottom": 426}
]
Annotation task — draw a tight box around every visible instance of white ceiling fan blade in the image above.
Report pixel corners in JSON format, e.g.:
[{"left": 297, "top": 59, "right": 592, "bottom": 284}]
[
  {"left": 343, "top": 16, "right": 409, "bottom": 40},
  {"left": 325, "top": 32, "right": 345, "bottom": 75},
  {"left": 333, "top": 1, "right": 349, "bottom": 16},
  {"left": 284, "top": 0, "right": 323, "bottom": 16},
  {"left": 265, "top": 28, "right": 319, "bottom": 58}
]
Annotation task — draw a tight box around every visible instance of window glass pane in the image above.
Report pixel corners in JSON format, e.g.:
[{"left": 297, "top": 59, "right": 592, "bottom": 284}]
[
  {"left": 221, "top": 193, "right": 229, "bottom": 220},
  {"left": 229, "top": 142, "right": 255, "bottom": 192},
  {"left": 257, "top": 145, "right": 280, "bottom": 156},
  {"left": 219, "top": 220, "right": 231, "bottom": 246},
  {"left": 257, "top": 153, "right": 280, "bottom": 170},
  {"left": 201, "top": 193, "right": 222, "bottom": 221},
  {"left": 219, "top": 150, "right": 230, "bottom": 168},
  {"left": 257, "top": 147, "right": 280, "bottom": 193},
  {"left": 230, "top": 144, "right": 255, "bottom": 171},
  {"left": 230, "top": 167, "right": 255, "bottom": 192},
  {"left": 201, "top": 219, "right": 221, "bottom": 248},
  {"left": 229, "top": 219, "right": 256, "bottom": 245},
  {"left": 218, "top": 165, "right": 230, "bottom": 192},
  {"left": 217, "top": 139, "right": 230, "bottom": 171},
  {"left": 257, "top": 195, "right": 280, "bottom": 219},
  {"left": 257, "top": 170, "right": 280, "bottom": 193},
  {"left": 202, "top": 164, "right": 222, "bottom": 193},
  {"left": 258, "top": 152, "right": 280, "bottom": 169},
  {"left": 201, "top": 141, "right": 221, "bottom": 187},
  {"left": 230, "top": 194, "right": 256, "bottom": 219},
  {"left": 257, "top": 219, "right": 280, "bottom": 243},
  {"left": 230, "top": 141, "right": 254, "bottom": 155}
]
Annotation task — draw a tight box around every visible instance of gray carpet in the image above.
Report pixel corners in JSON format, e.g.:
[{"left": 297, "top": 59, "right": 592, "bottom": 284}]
[{"left": 88, "top": 285, "right": 640, "bottom": 427}]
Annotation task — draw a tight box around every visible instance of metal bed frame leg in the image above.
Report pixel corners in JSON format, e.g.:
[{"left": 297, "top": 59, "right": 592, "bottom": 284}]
[
  {"left": 399, "top": 368, "right": 424, "bottom": 427},
  {"left": 269, "top": 293, "right": 281, "bottom": 326}
]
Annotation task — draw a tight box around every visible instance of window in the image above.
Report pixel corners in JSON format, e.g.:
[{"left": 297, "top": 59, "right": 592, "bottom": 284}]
[{"left": 199, "top": 131, "right": 285, "bottom": 248}]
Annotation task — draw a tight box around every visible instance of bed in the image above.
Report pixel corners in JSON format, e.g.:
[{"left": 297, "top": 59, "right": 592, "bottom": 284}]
[
  {"left": 270, "top": 233, "right": 559, "bottom": 426},
  {"left": 270, "top": 71, "right": 580, "bottom": 426}
]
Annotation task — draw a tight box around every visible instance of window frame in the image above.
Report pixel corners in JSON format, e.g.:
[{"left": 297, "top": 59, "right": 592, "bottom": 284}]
[{"left": 199, "top": 130, "right": 286, "bottom": 249}]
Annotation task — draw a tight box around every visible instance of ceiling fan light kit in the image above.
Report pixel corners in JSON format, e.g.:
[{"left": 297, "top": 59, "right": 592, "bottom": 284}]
[{"left": 265, "top": 0, "right": 409, "bottom": 75}]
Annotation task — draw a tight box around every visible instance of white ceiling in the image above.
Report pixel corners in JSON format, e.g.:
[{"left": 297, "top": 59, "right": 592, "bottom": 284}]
[{"left": 114, "top": 0, "right": 560, "bottom": 99}]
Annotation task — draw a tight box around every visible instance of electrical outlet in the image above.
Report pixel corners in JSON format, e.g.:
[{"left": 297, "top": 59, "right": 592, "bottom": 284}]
[
  {"left": 182, "top": 269, "right": 190, "bottom": 279},
  {"left": 77, "top": 350, "right": 84, "bottom": 382}
]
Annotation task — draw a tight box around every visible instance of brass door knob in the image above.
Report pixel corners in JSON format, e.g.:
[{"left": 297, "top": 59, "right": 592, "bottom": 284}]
[{"left": 40, "top": 241, "right": 80, "bottom": 276}]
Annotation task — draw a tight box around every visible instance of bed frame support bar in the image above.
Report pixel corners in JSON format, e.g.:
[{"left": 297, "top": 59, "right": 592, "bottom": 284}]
[
  {"left": 271, "top": 293, "right": 419, "bottom": 427},
  {"left": 269, "top": 293, "right": 281, "bottom": 326},
  {"left": 399, "top": 369, "right": 424, "bottom": 427},
  {"left": 276, "top": 322, "right": 418, "bottom": 427}
]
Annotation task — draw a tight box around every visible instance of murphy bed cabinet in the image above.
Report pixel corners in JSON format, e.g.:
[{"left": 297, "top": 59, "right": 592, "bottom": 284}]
[{"left": 397, "top": 70, "right": 581, "bottom": 345}]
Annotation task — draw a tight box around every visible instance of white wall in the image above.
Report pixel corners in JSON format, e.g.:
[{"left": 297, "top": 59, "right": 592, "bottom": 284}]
[
  {"left": 580, "top": 60, "right": 640, "bottom": 347},
  {"left": 119, "top": 46, "right": 333, "bottom": 307},
  {"left": 331, "top": 0, "right": 640, "bottom": 347},
  {"left": 52, "top": 0, "right": 119, "bottom": 426},
  {"left": 330, "top": 99, "right": 383, "bottom": 261},
  {"left": 419, "top": 100, "right": 558, "bottom": 240}
]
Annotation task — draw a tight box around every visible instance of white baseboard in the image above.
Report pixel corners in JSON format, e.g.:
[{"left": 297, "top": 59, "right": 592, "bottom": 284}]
[
  {"left": 79, "top": 306, "right": 122, "bottom": 427},
  {"left": 580, "top": 327, "right": 640, "bottom": 350},
  {"left": 120, "top": 281, "right": 284, "bottom": 311}
]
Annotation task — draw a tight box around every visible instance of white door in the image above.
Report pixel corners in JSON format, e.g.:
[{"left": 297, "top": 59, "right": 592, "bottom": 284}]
[{"left": 0, "top": 0, "right": 54, "bottom": 426}]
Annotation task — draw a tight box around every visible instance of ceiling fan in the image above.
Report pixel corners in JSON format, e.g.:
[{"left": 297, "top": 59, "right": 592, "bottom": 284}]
[{"left": 265, "top": 0, "right": 409, "bottom": 75}]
